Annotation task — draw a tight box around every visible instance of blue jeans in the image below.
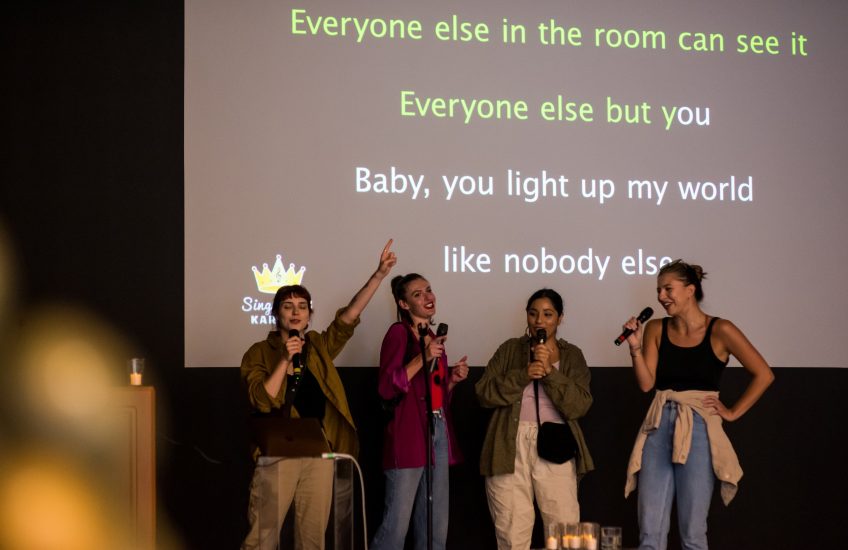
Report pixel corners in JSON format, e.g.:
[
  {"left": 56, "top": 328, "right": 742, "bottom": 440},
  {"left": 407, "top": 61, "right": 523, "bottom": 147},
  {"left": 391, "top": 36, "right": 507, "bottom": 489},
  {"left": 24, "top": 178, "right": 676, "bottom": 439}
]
[
  {"left": 638, "top": 401, "right": 715, "bottom": 550},
  {"left": 370, "top": 414, "right": 449, "bottom": 550}
]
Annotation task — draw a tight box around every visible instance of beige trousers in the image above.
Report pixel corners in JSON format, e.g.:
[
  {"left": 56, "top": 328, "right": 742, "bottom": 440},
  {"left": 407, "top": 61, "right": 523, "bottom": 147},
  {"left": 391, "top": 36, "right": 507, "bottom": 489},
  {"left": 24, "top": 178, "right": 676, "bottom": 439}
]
[
  {"left": 485, "top": 421, "right": 579, "bottom": 550},
  {"left": 242, "top": 457, "right": 334, "bottom": 550}
]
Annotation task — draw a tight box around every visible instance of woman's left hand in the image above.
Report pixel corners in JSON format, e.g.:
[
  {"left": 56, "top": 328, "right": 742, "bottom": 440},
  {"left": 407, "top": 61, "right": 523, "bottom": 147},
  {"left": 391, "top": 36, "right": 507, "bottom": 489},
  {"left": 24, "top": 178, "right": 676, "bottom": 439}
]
[
  {"left": 376, "top": 239, "right": 397, "bottom": 278},
  {"left": 450, "top": 355, "right": 469, "bottom": 384},
  {"left": 702, "top": 395, "right": 736, "bottom": 421}
]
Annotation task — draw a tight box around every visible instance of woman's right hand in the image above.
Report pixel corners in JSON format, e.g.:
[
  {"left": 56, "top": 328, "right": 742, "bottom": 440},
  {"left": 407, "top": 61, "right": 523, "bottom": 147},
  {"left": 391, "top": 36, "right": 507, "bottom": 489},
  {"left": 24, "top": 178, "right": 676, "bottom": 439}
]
[
  {"left": 527, "top": 360, "right": 546, "bottom": 379},
  {"left": 425, "top": 335, "right": 445, "bottom": 363},
  {"left": 527, "top": 342, "right": 551, "bottom": 380},
  {"left": 622, "top": 316, "right": 643, "bottom": 349},
  {"left": 283, "top": 333, "right": 304, "bottom": 374}
]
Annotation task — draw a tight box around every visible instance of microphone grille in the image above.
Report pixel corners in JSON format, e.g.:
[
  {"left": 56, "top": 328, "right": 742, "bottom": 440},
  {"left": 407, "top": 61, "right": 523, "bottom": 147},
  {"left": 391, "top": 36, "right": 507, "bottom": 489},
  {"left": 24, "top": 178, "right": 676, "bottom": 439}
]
[{"left": 535, "top": 328, "right": 547, "bottom": 343}]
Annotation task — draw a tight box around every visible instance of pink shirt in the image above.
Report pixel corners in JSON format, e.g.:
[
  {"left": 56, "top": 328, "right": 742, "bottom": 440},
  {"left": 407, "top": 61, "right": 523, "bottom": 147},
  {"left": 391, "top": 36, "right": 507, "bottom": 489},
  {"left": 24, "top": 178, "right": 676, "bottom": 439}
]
[{"left": 520, "top": 361, "right": 566, "bottom": 423}]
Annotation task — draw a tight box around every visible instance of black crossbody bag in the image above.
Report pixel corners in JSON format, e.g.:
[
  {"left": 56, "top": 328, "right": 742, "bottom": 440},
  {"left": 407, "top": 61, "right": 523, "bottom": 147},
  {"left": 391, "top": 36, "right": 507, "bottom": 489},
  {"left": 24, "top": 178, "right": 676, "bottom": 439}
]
[{"left": 534, "top": 381, "right": 578, "bottom": 464}]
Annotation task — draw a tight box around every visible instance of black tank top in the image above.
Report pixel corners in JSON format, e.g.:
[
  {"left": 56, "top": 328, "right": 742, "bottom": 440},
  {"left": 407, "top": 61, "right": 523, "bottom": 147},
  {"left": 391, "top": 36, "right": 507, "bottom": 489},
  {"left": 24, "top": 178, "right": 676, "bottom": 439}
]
[{"left": 655, "top": 317, "right": 728, "bottom": 391}]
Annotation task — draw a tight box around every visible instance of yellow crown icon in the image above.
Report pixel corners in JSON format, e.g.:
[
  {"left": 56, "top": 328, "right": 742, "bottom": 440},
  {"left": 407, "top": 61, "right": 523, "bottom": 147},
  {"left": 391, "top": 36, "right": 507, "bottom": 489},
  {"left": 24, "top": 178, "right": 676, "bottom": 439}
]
[{"left": 252, "top": 254, "right": 306, "bottom": 294}]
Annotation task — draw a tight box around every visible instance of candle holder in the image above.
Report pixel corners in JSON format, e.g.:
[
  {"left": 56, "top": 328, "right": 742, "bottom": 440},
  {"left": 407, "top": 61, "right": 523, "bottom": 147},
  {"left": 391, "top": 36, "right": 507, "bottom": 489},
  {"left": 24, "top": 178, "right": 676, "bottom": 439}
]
[
  {"left": 546, "top": 522, "right": 561, "bottom": 550},
  {"left": 579, "top": 522, "right": 599, "bottom": 550},
  {"left": 128, "top": 357, "right": 145, "bottom": 386},
  {"left": 562, "top": 522, "right": 581, "bottom": 549}
]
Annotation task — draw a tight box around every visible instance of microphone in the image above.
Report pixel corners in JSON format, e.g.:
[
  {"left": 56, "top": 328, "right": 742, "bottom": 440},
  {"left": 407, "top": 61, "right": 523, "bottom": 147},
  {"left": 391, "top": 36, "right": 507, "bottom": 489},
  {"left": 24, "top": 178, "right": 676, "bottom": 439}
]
[
  {"left": 429, "top": 323, "right": 448, "bottom": 373},
  {"left": 531, "top": 328, "right": 546, "bottom": 363},
  {"left": 533, "top": 328, "right": 547, "bottom": 390},
  {"left": 614, "top": 307, "right": 654, "bottom": 346},
  {"left": 535, "top": 328, "right": 547, "bottom": 346},
  {"left": 288, "top": 329, "right": 302, "bottom": 376}
]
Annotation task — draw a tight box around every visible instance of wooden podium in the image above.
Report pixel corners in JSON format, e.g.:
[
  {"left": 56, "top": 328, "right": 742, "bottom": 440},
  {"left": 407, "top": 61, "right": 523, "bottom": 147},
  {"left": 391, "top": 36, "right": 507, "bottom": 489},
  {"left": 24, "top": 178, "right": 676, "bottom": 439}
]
[{"left": 112, "top": 386, "right": 156, "bottom": 550}]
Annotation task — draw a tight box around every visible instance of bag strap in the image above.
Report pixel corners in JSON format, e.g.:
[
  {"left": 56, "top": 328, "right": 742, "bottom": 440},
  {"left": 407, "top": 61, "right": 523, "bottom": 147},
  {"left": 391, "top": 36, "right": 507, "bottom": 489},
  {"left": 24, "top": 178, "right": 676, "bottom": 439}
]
[
  {"left": 533, "top": 382, "right": 542, "bottom": 427},
  {"left": 531, "top": 341, "right": 542, "bottom": 427}
]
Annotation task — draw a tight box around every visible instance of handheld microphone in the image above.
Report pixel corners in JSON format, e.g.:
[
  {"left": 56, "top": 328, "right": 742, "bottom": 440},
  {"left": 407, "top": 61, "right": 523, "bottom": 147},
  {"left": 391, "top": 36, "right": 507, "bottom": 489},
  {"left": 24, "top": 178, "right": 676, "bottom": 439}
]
[
  {"left": 531, "top": 328, "right": 547, "bottom": 360},
  {"left": 288, "top": 329, "right": 302, "bottom": 376},
  {"left": 533, "top": 329, "right": 547, "bottom": 390},
  {"left": 535, "top": 328, "right": 547, "bottom": 345},
  {"left": 429, "top": 323, "right": 448, "bottom": 373},
  {"left": 614, "top": 307, "right": 654, "bottom": 346}
]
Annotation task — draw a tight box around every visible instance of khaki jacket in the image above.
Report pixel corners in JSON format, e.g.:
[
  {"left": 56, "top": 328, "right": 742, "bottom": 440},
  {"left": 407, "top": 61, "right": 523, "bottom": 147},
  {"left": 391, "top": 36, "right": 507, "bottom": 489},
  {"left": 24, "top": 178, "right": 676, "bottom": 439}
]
[
  {"left": 476, "top": 336, "right": 594, "bottom": 477},
  {"left": 241, "top": 309, "right": 360, "bottom": 458},
  {"left": 625, "top": 389, "right": 743, "bottom": 505}
]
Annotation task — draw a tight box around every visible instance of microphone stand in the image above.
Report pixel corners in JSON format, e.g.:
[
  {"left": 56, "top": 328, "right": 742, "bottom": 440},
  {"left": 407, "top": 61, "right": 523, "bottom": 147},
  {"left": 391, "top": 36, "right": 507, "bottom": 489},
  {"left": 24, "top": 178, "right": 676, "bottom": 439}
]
[{"left": 417, "top": 323, "right": 434, "bottom": 550}]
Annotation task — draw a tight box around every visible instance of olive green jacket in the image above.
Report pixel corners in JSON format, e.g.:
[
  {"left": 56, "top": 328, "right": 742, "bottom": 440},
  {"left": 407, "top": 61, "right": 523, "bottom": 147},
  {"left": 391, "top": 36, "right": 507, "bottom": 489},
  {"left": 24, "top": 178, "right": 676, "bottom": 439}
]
[
  {"left": 476, "top": 336, "right": 594, "bottom": 477},
  {"left": 241, "top": 309, "right": 360, "bottom": 458}
]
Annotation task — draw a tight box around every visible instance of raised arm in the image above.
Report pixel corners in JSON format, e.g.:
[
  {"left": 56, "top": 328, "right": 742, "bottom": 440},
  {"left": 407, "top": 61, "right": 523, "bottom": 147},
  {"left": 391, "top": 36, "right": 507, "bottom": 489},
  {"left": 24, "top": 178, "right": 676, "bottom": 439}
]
[
  {"left": 703, "top": 319, "right": 774, "bottom": 421},
  {"left": 339, "top": 238, "right": 397, "bottom": 325}
]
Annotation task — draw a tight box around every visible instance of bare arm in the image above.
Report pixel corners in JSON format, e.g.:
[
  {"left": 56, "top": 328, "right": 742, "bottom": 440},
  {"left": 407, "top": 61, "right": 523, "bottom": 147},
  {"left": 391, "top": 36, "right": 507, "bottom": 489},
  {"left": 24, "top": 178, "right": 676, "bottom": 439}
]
[
  {"left": 703, "top": 319, "right": 774, "bottom": 421},
  {"left": 625, "top": 318, "right": 661, "bottom": 392},
  {"left": 339, "top": 239, "right": 397, "bottom": 325}
]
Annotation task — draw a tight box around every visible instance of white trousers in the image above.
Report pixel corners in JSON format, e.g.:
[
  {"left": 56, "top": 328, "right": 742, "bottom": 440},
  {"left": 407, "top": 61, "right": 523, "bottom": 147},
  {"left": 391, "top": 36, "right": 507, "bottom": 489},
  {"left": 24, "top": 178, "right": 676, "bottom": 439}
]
[
  {"left": 242, "top": 457, "right": 334, "bottom": 550},
  {"left": 485, "top": 421, "right": 579, "bottom": 550}
]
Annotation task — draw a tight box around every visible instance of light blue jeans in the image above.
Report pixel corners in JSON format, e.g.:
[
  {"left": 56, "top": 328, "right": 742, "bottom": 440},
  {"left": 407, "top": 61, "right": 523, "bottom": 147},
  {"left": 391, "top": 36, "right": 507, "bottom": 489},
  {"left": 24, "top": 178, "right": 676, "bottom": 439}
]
[
  {"left": 638, "top": 401, "right": 715, "bottom": 550},
  {"left": 370, "top": 415, "right": 449, "bottom": 550}
]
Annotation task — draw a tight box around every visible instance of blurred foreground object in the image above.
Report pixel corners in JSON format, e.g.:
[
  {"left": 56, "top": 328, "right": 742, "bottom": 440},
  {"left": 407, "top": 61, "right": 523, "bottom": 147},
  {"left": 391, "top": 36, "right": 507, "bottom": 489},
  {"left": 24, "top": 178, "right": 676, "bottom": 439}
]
[{"left": 0, "top": 305, "right": 162, "bottom": 549}]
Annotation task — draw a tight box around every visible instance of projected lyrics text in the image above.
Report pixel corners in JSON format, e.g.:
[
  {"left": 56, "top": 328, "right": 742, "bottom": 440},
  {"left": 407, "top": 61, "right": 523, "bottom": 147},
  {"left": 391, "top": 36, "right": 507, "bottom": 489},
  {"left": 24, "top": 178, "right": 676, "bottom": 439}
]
[{"left": 354, "top": 166, "right": 754, "bottom": 205}]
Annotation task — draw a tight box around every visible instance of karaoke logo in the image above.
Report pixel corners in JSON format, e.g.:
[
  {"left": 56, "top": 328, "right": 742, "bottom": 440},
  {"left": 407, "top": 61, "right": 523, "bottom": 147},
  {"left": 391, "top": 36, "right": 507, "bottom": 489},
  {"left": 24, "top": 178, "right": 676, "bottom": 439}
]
[{"left": 242, "top": 254, "right": 307, "bottom": 325}]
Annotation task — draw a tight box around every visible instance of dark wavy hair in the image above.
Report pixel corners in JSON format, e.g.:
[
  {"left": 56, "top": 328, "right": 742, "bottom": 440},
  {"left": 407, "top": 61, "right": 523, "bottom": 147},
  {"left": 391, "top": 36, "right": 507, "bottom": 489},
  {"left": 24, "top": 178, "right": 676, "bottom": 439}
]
[
  {"left": 525, "top": 288, "right": 564, "bottom": 316},
  {"left": 659, "top": 259, "right": 707, "bottom": 302},
  {"left": 271, "top": 285, "right": 313, "bottom": 329}
]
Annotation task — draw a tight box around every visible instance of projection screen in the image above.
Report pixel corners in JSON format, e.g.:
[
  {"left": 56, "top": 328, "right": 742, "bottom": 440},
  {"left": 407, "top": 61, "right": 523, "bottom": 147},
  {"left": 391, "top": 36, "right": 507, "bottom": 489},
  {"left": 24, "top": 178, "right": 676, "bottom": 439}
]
[{"left": 185, "top": 0, "right": 848, "bottom": 368}]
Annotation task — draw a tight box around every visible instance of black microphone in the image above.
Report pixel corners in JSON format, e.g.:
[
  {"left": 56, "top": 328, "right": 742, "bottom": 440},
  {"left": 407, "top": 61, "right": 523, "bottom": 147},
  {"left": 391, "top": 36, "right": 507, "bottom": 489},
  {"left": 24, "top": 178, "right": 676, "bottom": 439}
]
[
  {"left": 288, "top": 329, "right": 302, "bottom": 376},
  {"left": 429, "top": 323, "right": 448, "bottom": 373},
  {"left": 535, "top": 328, "right": 547, "bottom": 346},
  {"left": 533, "top": 328, "right": 547, "bottom": 390},
  {"left": 614, "top": 307, "right": 654, "bottom": 346}
]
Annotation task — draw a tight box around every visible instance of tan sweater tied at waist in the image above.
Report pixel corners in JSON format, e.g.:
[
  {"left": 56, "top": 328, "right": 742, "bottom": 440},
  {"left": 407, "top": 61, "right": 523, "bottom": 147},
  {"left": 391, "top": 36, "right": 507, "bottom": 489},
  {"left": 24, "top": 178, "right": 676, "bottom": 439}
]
[{"left": 625, "top": 389, "right": 743, "bottom": 505}]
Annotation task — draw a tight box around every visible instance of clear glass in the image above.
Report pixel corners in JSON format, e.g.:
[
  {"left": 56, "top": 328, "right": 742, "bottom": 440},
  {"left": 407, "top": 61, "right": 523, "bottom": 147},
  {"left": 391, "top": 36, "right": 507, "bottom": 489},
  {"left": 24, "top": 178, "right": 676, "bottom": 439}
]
[
  {"left": 563, "top": 522, "right": 581, "bottom": 549},
  {"left": 128, "top": 357, "right": 145, "bottom": 385},
  {"left": 600, "top": 526, "right": 622, "bottom": 550},
  {"left": 546, "top": 523, "right": 561, "bottom": 549},
  {"left": 579, "top": 522, "right": 599, "bottom": 550}
]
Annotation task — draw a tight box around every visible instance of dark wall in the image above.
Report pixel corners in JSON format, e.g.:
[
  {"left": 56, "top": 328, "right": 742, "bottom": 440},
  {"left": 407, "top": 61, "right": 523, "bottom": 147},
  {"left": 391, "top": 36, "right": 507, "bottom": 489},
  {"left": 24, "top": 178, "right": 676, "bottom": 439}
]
[{"left": 4, "top": 3, "right": 846, "bottom": 549}]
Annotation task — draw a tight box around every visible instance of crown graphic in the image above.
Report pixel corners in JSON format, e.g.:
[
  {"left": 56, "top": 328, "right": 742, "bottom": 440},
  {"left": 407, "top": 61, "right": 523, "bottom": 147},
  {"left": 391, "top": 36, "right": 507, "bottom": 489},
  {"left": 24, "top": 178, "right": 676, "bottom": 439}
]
[{"left": 252, "top": 254, "right": 306, "bottom": 294}]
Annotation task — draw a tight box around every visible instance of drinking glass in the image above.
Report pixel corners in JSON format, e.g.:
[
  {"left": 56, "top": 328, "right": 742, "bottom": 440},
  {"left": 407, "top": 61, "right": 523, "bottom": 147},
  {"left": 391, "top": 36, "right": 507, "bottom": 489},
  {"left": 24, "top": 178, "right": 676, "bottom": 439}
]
[{"left": 600, "top": 526, "right": 622, "bottom": 550}]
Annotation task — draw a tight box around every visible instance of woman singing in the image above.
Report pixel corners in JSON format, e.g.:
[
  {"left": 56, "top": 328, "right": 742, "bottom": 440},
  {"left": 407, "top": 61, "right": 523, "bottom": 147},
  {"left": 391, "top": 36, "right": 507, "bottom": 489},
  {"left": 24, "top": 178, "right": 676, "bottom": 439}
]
[
  {"left": 476, "top": 288, "right": 593, "bottom": 550},
  {"left": 370, "top": 273, "right": 469, "bottom": 550},
  {"left": 622, "top": 260, "right": 774, "bottom": 550},
  {"left": 240, "top": 240, "right": 396, "bottom": 550}
]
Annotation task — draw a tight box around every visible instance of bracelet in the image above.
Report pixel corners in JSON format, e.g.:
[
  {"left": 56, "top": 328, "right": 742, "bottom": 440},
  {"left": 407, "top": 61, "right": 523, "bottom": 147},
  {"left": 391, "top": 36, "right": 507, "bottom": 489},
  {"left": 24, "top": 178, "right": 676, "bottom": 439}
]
[{"left": 629, "top": 346, "right": 642, "bottom": 357}]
